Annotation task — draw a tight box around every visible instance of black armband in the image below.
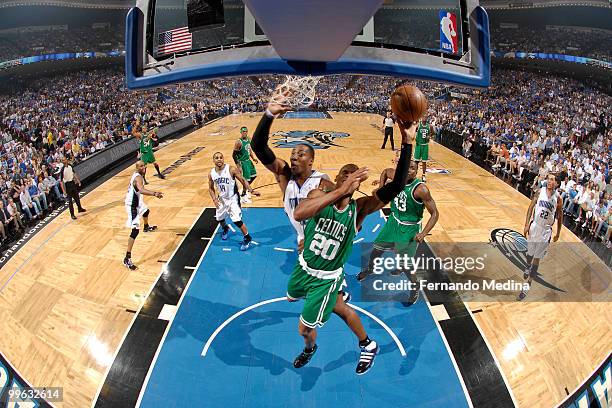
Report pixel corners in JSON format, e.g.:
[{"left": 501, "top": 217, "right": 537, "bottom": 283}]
[
  {"left": 375, "top": 143, "right": 412, "bottom": 203},
  {"left": 251, "top": 113, "right": 276, "bottom": 165}
]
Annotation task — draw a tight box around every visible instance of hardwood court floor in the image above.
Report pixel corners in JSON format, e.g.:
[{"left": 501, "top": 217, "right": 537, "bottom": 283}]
[{"left": 0, "top": 112, "right": 609, "bottom": 407}]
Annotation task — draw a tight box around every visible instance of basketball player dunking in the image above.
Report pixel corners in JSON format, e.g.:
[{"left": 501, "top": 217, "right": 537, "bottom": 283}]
[
  {"left": 251, "top": 101, "right": 351, "bottom": 302},
  {"left": 287, "top": 118, "right": 416, "bottom": 374},
  {"left": 520, "top": 173, "right": 563, "bottom": 300},
  {"left": 124, "top": 161, "right": 163, "bottom": 270},
  {"left": 209, "top": 152, "right": 255, "bottom": 251}
]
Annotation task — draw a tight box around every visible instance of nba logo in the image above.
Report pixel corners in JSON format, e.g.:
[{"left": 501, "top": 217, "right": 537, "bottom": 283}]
[{"left": 439, "top": 10, "right": 458, "bottom": 54}]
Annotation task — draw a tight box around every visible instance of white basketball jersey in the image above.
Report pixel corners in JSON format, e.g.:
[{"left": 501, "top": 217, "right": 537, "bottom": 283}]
[
  {"left": 210, "top": 164, "right": 237, "bottom": 201},
  {"left": 284, "top": 170, "right": 329, "bottom": 242},
  {"left": 532, "top": 188, "right": 558, "bottom": 228},
  {"left": 125, "top": 172, "right": 143, "bottom": 207}
]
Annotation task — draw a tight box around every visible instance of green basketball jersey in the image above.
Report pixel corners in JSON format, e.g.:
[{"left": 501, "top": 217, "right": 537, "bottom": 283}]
[
  {"left": 391, "top": 178, "right": 425, "bottom": 224},
  {"left": 140, "top": 136, "right": 154, "bottom": 155},
  {"left": 416, "top": 122, "right": 431, "bottom": 145},
  {"left": 300, "top": 200, "right": 357, "bottom": 279},
  {"left": 236, "top": 138, "right": 251, "bottom": 162}
]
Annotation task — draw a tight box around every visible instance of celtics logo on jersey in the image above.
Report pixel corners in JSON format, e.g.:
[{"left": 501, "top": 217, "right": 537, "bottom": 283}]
[{"left": 417, "top": 122, "right": 430, "bottom": 144}]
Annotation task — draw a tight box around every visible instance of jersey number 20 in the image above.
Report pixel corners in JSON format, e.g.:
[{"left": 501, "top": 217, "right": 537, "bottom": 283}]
[{"left": 309, "top": 233, "right": 340, "bottom": 260}]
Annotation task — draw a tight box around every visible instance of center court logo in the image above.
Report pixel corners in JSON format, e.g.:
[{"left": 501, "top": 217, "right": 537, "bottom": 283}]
[{"left": 272, "top": 130, "right": 349, "bottom": 149}]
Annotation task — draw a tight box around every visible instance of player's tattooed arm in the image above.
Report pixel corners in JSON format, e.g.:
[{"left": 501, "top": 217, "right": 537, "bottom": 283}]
[
  {"left": 524, "top": 194, "right": 538, "bottom": 237},
  {"left": 231, "top": 166, "right": 254, "bottom": 195},
  {"left": 135, "top": 175, "right": 162, "bottom": 199},
  {"left": 414, "top": 184, "right": 439, "bottom": 242},
  {"left": 208, "top": 173, "right": 220, "bottom": 208}
]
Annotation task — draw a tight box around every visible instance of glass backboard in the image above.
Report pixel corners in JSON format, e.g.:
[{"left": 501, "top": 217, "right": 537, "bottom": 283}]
[{"left": 126, "top": 0, "right": 489, "bottom": 89}]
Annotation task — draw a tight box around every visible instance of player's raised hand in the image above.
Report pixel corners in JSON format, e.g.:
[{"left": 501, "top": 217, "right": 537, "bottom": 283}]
[
  {"left": 341, "top": 167, "right": 369, "bottom": 195},
  {"left": 398, "top": 120, "right": 417, "bottom": 144},
  {"left": 268, "top": 87, "right": 293, "bottom": 116}
]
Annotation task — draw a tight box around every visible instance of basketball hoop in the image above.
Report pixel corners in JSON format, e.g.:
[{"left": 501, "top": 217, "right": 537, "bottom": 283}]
[{"left": 270, "top": 75, "right": 321, "bottom": 109}]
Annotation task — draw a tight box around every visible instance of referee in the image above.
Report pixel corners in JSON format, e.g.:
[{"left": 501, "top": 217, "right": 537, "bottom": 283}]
[
  {"left": 381, "top": 111, "right": 395, "bottom": 150},
  {"left": 60, "top": 156, "right": 86, "bottom": 220}
]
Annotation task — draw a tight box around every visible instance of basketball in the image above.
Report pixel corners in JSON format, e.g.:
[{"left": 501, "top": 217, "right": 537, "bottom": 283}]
[{"left": 390, "top": 84, "right": 428, "bottom": 124}]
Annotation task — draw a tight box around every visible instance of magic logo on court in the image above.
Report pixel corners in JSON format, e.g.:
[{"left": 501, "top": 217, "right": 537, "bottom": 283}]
[
  {"left": 272, "top": 130, "right": 350, "bottom": 149},
  {"left": 489, "top": 228, "right": 564, "bottom": 293}
]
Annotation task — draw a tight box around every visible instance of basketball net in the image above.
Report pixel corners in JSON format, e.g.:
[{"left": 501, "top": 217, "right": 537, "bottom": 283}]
[{"left": 270, "top": 75, "right": 321, "bottom": 109}]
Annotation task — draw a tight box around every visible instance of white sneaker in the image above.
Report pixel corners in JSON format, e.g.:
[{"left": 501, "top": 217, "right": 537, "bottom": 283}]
[{"left": 241, "top": 195, "right": 252, "bottom": 204}]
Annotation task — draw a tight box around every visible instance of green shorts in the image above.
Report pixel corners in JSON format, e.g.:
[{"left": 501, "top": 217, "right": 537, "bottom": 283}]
[
  {"left": 240, "top": 159, "right": 257, "bottom": 180},
  {"left": 374, "top": 215, "right": 420, "bottom": 256},
  {"left": 287, "top": 264, "right": 344, "bottom": 328},
  {"left": 414, "top": 144, "right": 429, "bottom": 162},
  {"left": 141, "top": 152, "right": 156, "bottom": 164}
]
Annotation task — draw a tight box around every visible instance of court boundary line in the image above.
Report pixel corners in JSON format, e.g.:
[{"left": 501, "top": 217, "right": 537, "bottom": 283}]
[
  {"left": 135, "top": 222, "right": 220, "bottom": 408},
  {"left": 201, "top": 298, "right": 407, "bottom": 357},
  {"left": 466, "top": 307, "right": 520, "bottom": 407},
  {"left": 90, "top": 207, "right": 208, "bottom": 408},
  {"left": 422, "top": 292, "right": 474, "bottom": 408}
]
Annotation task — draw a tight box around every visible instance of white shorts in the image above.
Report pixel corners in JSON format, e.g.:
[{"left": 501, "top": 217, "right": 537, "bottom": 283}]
[
  {"left": 527, "top": 223, "right": 552, "bottom": 259},
  {"left": 126, "top": 202, "right": 149, "bottom": 229},
  {"left": 216, "top": 195, "right": 242, "bottom": 223}
]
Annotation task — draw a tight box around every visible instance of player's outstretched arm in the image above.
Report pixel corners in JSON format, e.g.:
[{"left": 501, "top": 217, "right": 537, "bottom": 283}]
[
  {"left": 356, "top": 122, "right": 416, "bottom": 225},
  {"left": 208, "top": 174, "right": 219, "bottom": 208},
  {"left": 251, "top": 103, "right": 291, "bottom": 179},
  {"left": 414, "top": 184, "right": 439, "bottom": 242},
  {"left": 135, "top": 175, "right": 162, "bottom": 198},
  {"left": 524, "top": 194, "right": 538, "bottom": 237},
  {"left": 294, "top": 168, "right": 369, "bottom": 222}
]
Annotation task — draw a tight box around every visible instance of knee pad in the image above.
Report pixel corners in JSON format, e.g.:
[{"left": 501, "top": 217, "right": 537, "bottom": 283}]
[
  {"left": 143, "top": 209, "right": 150, "bottom": 218},
  {"left": 234, "top": 220, "right": 244, "bottom": 228},
  {"left": 130, "top": 228, "right": 140, "bottom": 239}
]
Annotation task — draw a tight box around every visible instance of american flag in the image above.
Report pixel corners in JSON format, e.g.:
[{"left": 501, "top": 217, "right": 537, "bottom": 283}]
[{"left": 158, "top": 27, "right": 192, "bottom": 55}]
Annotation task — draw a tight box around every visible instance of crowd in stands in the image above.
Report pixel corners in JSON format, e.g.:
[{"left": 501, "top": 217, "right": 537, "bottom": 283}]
[
  {"left": 436, "top": 69, "right": 611, "bottom": 247},
  {"left": 1, "top": 18, "right": 610, "bottom": 64},
  {"left": 490, "top": 26, "right": 611, "bottom": 61},
  {"left": 0, "top": 26, "right": 124, "bottom": 62},
  {"left": 0, "top": 67, "right": 610, "bottom": 255}
]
